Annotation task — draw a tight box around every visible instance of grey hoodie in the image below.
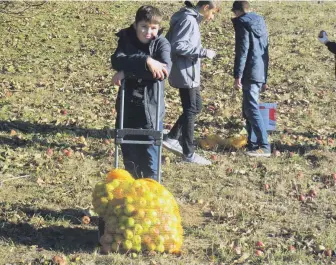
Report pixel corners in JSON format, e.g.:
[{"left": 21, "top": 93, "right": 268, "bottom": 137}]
[{"left": 166, "top": 7, "right": 208, "bottom": 89}]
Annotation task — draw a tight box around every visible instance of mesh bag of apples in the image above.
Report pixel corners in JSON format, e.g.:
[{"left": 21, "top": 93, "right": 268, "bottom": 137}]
[{"left": 92, "top": 169, "right": 183, "bottom": 254}]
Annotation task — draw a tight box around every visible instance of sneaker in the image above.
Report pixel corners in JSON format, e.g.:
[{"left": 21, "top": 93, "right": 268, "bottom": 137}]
[
  {"left": 183, "top": 152, "right": 212, "bottom": 165},
  {"left": 246, "top": 148, "right": 271, "bottom": 157},
  {"left": 162, "top": 137, "right": 183, "bottom": 155}
]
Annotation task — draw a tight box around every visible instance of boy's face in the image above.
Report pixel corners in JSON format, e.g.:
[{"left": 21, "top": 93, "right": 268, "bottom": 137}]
[
  {"left": 202, "top": 5, "right": 217, "bottom": 21},
  {"left": 135, "top": 21, "right": 160, "bottom": 44}
]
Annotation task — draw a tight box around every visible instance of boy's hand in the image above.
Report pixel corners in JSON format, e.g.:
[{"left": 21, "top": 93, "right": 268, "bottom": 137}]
[
  {"left": 112, "top": 71, "right": 125, "bottom": 86},
  {"left": 234, "top": 78, "right": 242, "bottom": 89},
  {"left": 261, "top": 83, "right": 268, "bottom": 93},
  {"left": 318, "top": 30, "right": 328, "bottom": 44},
  {"left": 146, "top": 57, "right": 168, "bottom": 80},
  {"left": 205, "top": 49, "right": 216, "bottom": 59}
]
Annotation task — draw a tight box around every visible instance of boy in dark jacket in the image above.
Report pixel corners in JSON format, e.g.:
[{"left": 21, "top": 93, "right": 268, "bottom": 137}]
[
  {"left": 111, "top": 5, "right": 172, "bottom": 180},
  {"left": 318, "top": 30, "right": 336, "bottom": 78},
  {"left": 318, "top": 30, "right": 336, "bottom": 55},
  {"left": 231, "top": 1, "right": 271, "bottom": 157}
]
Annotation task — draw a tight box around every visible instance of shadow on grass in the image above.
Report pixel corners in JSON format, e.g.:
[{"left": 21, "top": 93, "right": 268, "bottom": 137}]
[
  {"left": 0, "top": 134, "right": 110, "bottom": 160},
  {"left": 0, "top": 120, "right": 115, "bottom": 139},
  {"left": 0, "top": 205, "right": 99, "bottom": 253},
  {"left": 272, "top": 141, "right": 322, "bottom": 155},
  {"left": 0, "top": 120, "right": 115, "bottom": 160}
]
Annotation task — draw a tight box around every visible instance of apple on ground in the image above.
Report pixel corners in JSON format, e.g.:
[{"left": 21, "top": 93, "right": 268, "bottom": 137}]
[{"left": 255, "top": 249, "right": 264, "bottom": 256}]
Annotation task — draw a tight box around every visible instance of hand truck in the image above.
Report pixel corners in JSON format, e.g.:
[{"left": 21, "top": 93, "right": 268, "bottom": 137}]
[
  {"left": 98, "top": 79, "right": 164, "bottom": 245},
  {"left": 114, "top": 79, "right": 163, "bottom": 184}
]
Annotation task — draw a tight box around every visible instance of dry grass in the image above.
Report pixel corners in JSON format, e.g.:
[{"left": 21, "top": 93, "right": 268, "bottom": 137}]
[{"left": 0, "top": 1, "right": 335, "bottom": 264}]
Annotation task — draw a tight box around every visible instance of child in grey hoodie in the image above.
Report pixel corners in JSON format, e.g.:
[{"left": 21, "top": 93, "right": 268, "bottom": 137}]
[{"left": 163, "top": 1, "right": 218, "bottom": 165}]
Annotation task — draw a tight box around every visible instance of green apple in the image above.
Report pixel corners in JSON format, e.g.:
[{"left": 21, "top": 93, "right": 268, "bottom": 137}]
[
  {"left": 107, "top": 192, "right": 114, "bottom": 201},
  {"left": 135, "top": 209, "right": 146, "bottom": 219},
  {"left": 154, "top": 235, "right": 165, "bottom": 245},
  {"left": 133, "top": 235, "right": 142, "bottom": 245},
  {"left": 100, "top": 197, "right": 109, "bottom": 207},
  {"left": 156, "top": 197, "right": 165, "bottom": 206},
  {"left": 124, "top": 229, "right": 134, "bottom": 240},
  {"left": 122, "top": 240, "right": 132, "bottom": 250},
  {"left": 119, "top": 215, "right": 128, "bottom": 224},
  {"left": 146, "top": 209, "right": 158, "bottom": 219},
  {"left": 116, "top": 225, "right": 126, "bottom": 234},
  {"left": 146, "top": 243, "right": 156, "bottom": 251},
  {"left": 111, "top": 179, "right": 120, "bottom": 188},
  {"left": 144, "top": 192, "right": 154, "bottom": 201},
  {"left": 124, "top": 196, "right": 134, "bottom": 204},
  {"left": 156, "top": 244, "right": 165, "bottom": 253},
  {"left": 125, "top": 217, "right": 135, "bottom": 228},
  {"left": 138, "top": 197, "right": 147, "bottom": 207},
  {"left": 134, "top": 224, "right": 143, "bottom": 235},
  {"left": 132, "top": 243, "right": 141, "bottom": 252},
  {"left": 142, "top": 218, "right": 152, "bottom": 232},
  {"left": 105, "top": 182, "right": 115, "bottom": 194},
  {"left": 113, "top": 205, "right": 123, "bottom": 216},
  {"left": 149, "top": 226, "right": 160, "bottom": 236},
  {"left": 124, "top": 204, "right": 135, "bottom": 216}
]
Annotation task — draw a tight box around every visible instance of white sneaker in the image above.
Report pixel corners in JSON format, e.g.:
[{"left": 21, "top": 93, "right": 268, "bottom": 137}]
[
  {"left": 162, "top": 137, "right": 183, "bottom": 155},
  {"left": 183, "top": 152, "right": 212, "bottom": 166}
]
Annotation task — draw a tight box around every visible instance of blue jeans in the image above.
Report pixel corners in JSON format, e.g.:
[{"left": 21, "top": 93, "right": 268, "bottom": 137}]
[
  {"left": 242, "top": 82, "right": 270, "bottom": 151},
  {"left": 119, "top": 111, "right": 162, "bottom": 181},
  {"left": 121, "top": 136, "right": 160, "bottom": 181}
]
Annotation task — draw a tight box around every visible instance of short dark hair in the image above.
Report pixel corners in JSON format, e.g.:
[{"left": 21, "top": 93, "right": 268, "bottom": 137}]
[
  {"left": 231, "top": 1, "right": 250, "bottom": 12},
  {"left": 185, "top": 1, "right": 216, "bottom": 10},
  {"left": 196, "top": 1, "right": 216, "bottom": 9},
  {"left": 135, "top": 5, "right": 162, "bottom": 25}
]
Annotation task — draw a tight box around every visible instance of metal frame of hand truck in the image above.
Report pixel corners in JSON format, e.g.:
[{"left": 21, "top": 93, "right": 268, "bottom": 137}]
[
  {"left": 98, "top": 80, "right": 163, "bottom": 244},
  {"left": 114, "top": 79, "right": 163, "bottom": 184}
]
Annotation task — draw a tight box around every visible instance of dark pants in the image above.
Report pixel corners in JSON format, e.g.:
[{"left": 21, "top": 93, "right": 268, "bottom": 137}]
[
  {"left": 116, "top": 105, "right": 162, "bottom": 181},
  {"left": 242, "top": 82, "right": 270, "bottom": 151},
  {"left": 168, "top": 87, "right": 202, "bottom": 155}
]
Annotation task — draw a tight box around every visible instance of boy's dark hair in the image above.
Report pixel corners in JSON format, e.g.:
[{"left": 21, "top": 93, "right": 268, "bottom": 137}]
[
  {"left": 185, "top": 1, "right": 216, "bottom": 10},
  {"left": 231, "top": 1, "right": 250, "bottom": 12},
  {"left": 135, "top": 5, "right": 162, "bottom": 25}
]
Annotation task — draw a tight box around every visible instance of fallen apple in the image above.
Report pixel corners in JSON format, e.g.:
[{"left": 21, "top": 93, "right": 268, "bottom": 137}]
[
  {"left": 256, "top": 241, "right": 265, "bottom": 249},
  {"left": 63, "top": 149, "right": 72, "bottom": 157},
  {"left": 288, "top": 245, "right": 296, "bottom": 252},
  {"left": 299, "top": 194, "right": 305, "bottom": 202},
  {"left": 46, "top": 148, "right": 53, "bottom": 156},
  {"left": 308, "top": 189, "right": 317, "bottom": 198},
  {"left": 255, "top": 249, "right": 264, "bottom": 256},
  {"left": 324, "top": 249, "right": 333, "bottom": 257}
]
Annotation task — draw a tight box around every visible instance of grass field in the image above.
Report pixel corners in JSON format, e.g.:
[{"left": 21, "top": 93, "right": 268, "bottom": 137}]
[{"left": 0, "top": 1, "right": 336, "bottom": 264}]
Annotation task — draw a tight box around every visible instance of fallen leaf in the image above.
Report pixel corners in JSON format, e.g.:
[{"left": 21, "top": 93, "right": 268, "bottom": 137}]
[
  {"left": 10, "top": 129, "right": 17, "bottom": 136},
  {"left": 36, "top": 177, "right": 45, "bottom": 186}
]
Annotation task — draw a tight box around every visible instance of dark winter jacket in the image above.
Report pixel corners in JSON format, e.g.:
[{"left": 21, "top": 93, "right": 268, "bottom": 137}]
[
  {"left": 326, "top": 41, "right": 336, "bottom": 55},
  {"left": 232, "top": 12, "right": 269, "bottom": 84},
  {"left": 166, "top": 6, "right": 208, "bottom": 88},
  {"left": 111, "top": 25, "right": 172, "bottom": 129}
]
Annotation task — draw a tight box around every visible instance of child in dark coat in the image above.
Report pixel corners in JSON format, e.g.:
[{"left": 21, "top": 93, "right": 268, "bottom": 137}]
[{"left": 111, "top": 5, "right": 172, "bottom": 180}]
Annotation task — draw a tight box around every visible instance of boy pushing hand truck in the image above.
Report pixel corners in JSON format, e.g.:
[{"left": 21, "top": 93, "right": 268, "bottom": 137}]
[{"left": 111, "top": 5, "right": 172, "bottom": 181}]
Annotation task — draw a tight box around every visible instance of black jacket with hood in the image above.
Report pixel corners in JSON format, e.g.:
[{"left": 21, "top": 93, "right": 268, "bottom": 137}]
[
  {"left": 326, "top": 41, "right": 336, "bottom": 55},
  {"left": 111, "top": 25, "right": 172, "bottom": 129}
]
